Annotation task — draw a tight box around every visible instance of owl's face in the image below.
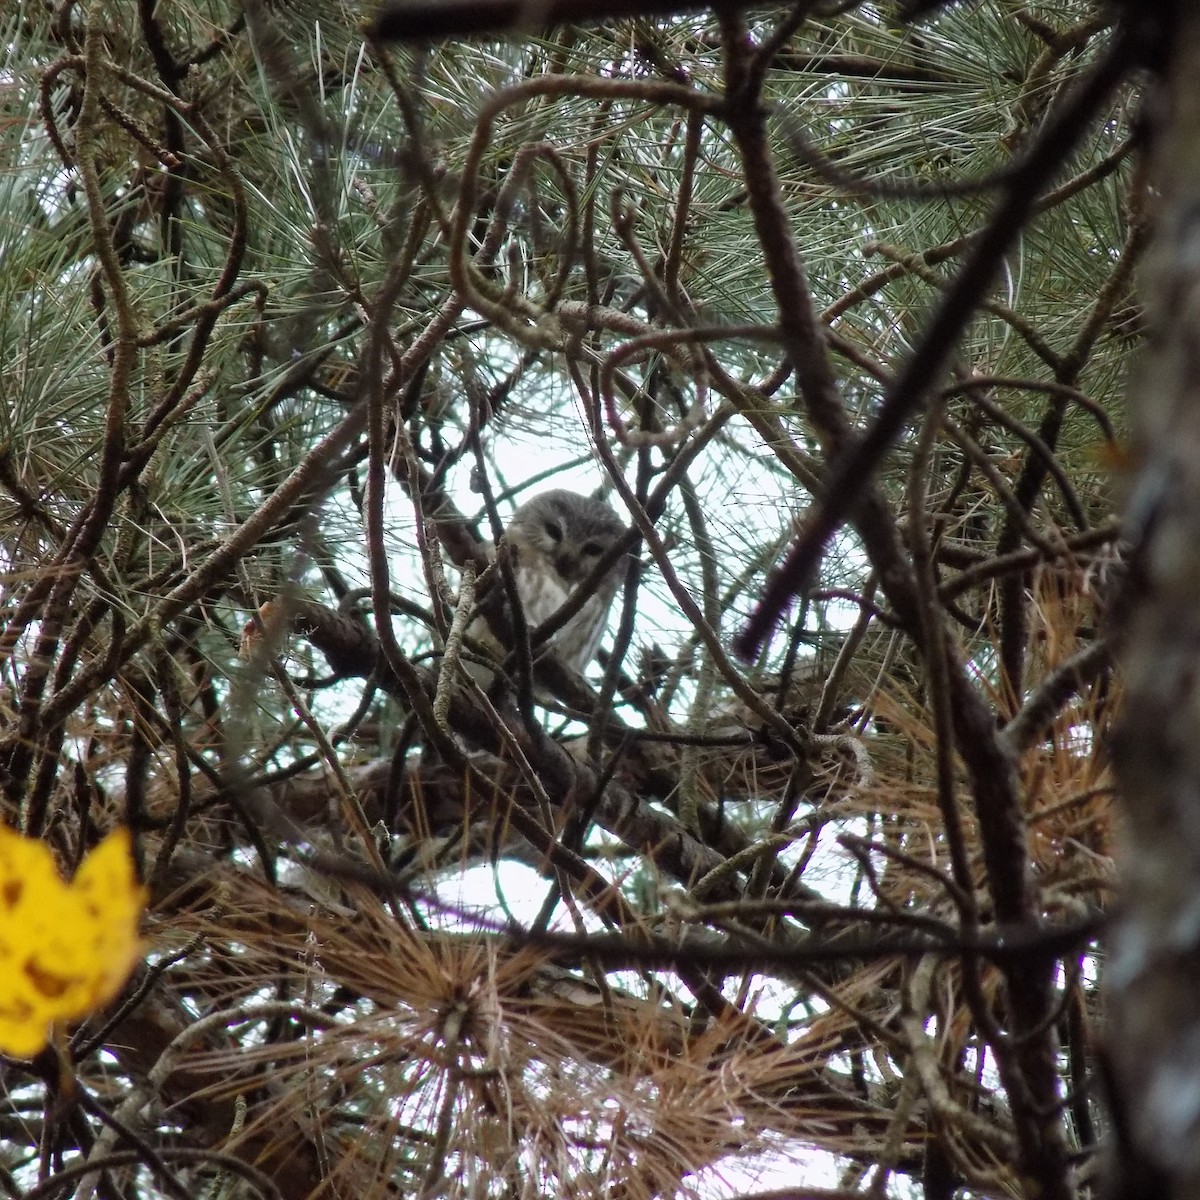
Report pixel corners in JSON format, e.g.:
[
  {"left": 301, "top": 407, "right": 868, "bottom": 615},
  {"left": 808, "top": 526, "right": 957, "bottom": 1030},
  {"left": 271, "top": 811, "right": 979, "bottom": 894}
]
[{"left": 505, "top": 490, "right": 626, "bottom": 586}]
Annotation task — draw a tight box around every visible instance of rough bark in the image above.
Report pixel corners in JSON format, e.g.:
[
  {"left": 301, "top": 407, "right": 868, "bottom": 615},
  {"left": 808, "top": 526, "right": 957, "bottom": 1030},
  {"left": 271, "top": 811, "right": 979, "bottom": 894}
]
[{"left": 1109, "top": 9, "right": 1200, "bottom": 1196}]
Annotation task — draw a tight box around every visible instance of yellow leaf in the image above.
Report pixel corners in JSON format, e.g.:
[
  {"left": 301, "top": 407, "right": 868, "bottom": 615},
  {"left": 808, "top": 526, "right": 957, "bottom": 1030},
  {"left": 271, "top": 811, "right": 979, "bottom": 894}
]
[{"left": 0, "top": 827, "right": 147, "bottom": 1058}]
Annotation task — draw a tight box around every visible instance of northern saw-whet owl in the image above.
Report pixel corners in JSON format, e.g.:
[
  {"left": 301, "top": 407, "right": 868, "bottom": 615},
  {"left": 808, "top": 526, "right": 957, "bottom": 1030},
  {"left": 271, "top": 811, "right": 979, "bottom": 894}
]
[{"left": 467, "top": 489, "right": 627, "bottom": 688}]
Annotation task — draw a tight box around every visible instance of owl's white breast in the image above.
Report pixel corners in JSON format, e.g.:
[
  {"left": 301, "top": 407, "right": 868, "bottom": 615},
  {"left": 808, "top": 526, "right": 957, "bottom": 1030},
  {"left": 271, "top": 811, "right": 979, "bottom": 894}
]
[{"left": 514, "top": 564, "right": 611, "bottom": 674}]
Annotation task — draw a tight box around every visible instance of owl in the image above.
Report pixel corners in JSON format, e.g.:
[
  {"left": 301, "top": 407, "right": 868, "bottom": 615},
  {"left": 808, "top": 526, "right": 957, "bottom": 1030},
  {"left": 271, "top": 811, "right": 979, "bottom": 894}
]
[{"left": 466, "top": 489, "right": 627, "bottom": 690}]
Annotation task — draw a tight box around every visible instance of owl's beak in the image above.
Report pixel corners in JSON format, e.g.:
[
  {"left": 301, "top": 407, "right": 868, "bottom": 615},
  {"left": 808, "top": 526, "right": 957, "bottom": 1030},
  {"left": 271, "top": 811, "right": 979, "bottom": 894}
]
[{"left": 555, "top": 553, "right": 577, "bottom": 580}]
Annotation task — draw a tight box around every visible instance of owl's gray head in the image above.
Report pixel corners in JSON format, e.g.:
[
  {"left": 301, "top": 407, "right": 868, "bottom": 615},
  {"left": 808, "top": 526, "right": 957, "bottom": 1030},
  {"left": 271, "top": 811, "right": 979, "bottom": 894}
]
[{"left": 505, "top": 489, "right": 626, "bottom": 585}]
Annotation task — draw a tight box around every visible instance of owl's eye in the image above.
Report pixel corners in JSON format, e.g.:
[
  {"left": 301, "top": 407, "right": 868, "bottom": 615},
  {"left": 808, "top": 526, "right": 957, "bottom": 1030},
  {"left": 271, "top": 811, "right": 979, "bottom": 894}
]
[
  {"left": 544, "top": 520, "right": 563, "bottom": 542},
  {"left": 580, "top": 541, "right": 604, "bottom": 558}
]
